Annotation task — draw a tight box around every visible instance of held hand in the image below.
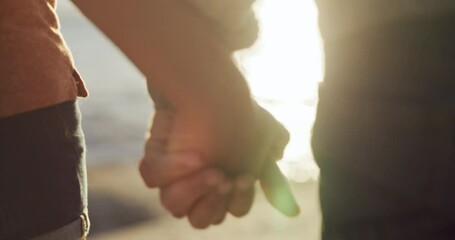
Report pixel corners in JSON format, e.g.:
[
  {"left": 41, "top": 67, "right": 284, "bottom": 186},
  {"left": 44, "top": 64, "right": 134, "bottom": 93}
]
[
  {"left": 163, "top": 105, "right": 300, "bottom": 228},
  {"left": 139, "top": 90, "right": 250, "bottom": 187},
  {"left": 227, "top": 105, "right": 299, "bottom": 218},
  {"left": 255, "top": 106, "right": 300, "bottom": 217},
  {"left": 139, "top": 109, "right": 207, "bottom": 188},
  {"left": 140, "top": 102, "right": 299, "bottom": 228},
  {"left": 139, "top": 104, "right": 238, "bottom": 228}
]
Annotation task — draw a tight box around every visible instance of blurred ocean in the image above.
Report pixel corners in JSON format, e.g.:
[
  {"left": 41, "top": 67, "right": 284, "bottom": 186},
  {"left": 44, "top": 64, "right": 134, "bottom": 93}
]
[
  {"left": 57, "top": 0, "right": 322, "bottom": 181},
  {"left": 58, "top": 1, "right": 153, "bottom": 165}
]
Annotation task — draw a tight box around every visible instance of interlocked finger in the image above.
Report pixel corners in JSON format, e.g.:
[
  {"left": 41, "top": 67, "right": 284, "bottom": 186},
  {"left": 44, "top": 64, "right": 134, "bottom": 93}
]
[{"left": 160, "top": 168, "right": 226, "bottom": 218}]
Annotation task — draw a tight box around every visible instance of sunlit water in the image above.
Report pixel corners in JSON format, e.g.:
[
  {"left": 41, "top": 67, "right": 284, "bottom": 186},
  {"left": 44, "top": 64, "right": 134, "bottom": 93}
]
[{"left": 58, "top": 0, "right": 323, "bottom": 182}]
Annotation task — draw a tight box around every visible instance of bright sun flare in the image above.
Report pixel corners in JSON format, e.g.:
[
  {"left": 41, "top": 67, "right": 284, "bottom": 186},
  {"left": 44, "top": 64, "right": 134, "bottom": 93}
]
[{"left": 238, "top": 0, "right": 324, "bottom": 182}]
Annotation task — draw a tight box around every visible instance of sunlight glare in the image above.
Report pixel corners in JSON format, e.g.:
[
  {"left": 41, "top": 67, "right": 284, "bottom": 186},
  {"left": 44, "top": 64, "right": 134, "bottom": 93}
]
[{"left": 237, "top": 0, "right": 324, "bottom": 182}]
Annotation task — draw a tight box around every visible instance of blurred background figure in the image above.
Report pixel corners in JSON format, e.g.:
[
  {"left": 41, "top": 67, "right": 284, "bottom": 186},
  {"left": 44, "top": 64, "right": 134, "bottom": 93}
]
[{"left": 312, "top": 1, "right": 455, "bottom": 239}]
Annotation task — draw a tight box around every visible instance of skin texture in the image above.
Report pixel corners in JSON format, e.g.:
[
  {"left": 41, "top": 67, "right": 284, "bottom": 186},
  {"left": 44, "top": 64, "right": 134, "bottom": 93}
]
[{"left": 70, "top": 0, "right": 299, "bottom": 228}]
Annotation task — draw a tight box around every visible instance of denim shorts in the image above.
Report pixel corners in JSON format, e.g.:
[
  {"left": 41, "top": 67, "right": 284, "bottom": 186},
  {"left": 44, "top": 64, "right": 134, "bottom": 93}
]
[{"left": 0, "top": 101, "right": 89, "bottom": 240}]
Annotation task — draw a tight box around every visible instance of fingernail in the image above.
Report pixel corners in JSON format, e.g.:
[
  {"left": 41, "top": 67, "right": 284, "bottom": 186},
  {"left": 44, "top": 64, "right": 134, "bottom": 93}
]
[{"left": 237, "top": 175, "right": 255, "bottom": 191}]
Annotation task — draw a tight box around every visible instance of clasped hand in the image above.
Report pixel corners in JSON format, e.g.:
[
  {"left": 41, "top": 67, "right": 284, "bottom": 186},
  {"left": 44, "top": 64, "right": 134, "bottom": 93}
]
[{"left": 139, "top": 96, "right": 299, "bottom": 229}]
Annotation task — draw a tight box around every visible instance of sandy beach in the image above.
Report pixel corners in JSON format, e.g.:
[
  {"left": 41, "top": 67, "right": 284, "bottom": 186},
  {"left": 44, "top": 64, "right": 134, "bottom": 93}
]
[{"left": 87, "top": 163, "right": 321, "bottom": 240}]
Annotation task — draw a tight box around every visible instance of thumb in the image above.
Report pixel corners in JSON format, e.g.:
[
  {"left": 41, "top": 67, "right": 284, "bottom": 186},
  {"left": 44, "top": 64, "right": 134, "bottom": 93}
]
[{"left": 259, "top": 161, "right": 300, "bottom": 217}]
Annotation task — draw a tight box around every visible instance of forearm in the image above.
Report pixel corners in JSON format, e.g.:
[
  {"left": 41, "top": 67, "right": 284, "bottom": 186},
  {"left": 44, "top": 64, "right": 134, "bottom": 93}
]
[{"left": 70, "top": 0, "right": 253, "bottom": 112}]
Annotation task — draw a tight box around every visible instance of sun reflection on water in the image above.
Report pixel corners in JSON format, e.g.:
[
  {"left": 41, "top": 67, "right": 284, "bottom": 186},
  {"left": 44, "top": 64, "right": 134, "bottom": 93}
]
[{"left": 238, "top": 0, "right": 324, "bottom": 182}]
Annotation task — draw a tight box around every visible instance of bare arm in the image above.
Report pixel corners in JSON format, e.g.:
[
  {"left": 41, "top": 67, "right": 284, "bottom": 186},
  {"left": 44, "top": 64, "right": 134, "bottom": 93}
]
[
  {"left": 70, "top": 0, "right": 252, "bottom": 113},
  {"left": 70, "top": 0, "right": 299, "bottom": 220},
  {"left": 70, "top": 0, "right": 258, "bottom": 168}
]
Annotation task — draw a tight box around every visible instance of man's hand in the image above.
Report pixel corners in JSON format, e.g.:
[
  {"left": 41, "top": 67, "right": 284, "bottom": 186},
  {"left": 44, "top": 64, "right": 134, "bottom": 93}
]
[
  {"left": 140, "top": 102, "right": 299, "bottom": 228},
  {"left": 139, "top": 104, "right": 238, "bottom": 228}
]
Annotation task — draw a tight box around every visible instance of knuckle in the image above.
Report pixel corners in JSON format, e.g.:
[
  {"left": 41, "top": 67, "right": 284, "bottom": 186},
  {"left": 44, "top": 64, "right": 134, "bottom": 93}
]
[
  {"left": 228, "top": 202, "right": 250, "bottom": 218},
  {"left": 172, "top": 212, "right": 185, "bottom": 219},
  {"left": 143, "top": 174, "right": 159, "bottom": 188},
  {"left": 166, "top": 183, "right": 186, "bottom": 199},
  {"left": 213, "top": 217, "right": 225, "bottom": 225},
  {"left": 139, "top": 161, "right": 158, "bottom": 188},
  {"left": 229, "top": 209, "right": 246, "bottom": 218},
  {"left": 160, "top": 191, "right": 176, "bottom": 213},
  {"left": 189, "top": 218, "right": 210, "bottom": 229},
  {"left": 160, "top": 187, "right": 188, "bottom": 216}
]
